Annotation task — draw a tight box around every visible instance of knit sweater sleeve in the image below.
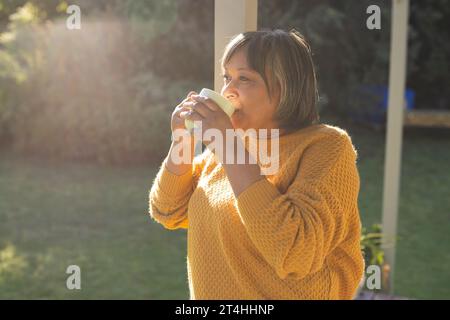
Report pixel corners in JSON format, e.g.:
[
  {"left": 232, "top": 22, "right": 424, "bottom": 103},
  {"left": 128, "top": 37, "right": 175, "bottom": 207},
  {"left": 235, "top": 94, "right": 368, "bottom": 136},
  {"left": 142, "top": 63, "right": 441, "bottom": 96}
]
[
  {"left": 148, "top": 149, "right": 208, "bottom": 230},
  {"left": 235, "top": 133, "right": 360, "bottom": 280}
]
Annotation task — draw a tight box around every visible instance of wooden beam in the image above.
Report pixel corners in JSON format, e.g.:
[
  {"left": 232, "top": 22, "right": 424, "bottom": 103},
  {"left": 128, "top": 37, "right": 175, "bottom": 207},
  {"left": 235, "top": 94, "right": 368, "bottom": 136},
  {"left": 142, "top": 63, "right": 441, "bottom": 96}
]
[
  {"left": 214, "top": 0, "right": 258, "bottom": 91},
  {"left": 404, "top": 110, "right": 450, "bottom": 128},
  {"left": 382, "top": 0, "right": 410, "bottom": 294}
]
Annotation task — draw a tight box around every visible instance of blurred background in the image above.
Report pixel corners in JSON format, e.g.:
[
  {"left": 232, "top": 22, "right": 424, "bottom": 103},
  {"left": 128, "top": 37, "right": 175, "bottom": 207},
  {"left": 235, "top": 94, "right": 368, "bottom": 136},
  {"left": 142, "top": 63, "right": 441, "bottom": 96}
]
[{"left": 0, "top": 0, "right": 448, "bottom": 299}]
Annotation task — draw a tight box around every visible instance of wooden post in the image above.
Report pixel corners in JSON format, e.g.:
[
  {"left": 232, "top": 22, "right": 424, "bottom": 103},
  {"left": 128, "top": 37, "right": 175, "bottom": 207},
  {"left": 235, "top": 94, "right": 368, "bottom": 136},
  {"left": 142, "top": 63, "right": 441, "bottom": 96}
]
[
  {"left": 382, "top": 0, "right": 410, "bottom": 294},
  {"left": 214, "top": 0, "right": 258, "bottom": 91}
]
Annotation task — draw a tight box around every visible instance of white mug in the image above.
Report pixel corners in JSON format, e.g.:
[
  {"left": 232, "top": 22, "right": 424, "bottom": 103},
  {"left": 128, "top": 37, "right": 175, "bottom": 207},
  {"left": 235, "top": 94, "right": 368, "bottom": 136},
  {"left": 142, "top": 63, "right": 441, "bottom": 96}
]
[{"left": 185, "top": 88, "right": 235, "bottom": 132}]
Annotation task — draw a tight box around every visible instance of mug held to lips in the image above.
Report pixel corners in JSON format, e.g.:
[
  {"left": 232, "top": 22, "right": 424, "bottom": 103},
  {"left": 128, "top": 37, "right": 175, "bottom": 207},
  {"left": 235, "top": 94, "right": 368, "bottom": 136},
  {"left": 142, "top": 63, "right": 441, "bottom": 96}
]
[{"left": 185, "top": 88, "right": 235, "bottom": 132}]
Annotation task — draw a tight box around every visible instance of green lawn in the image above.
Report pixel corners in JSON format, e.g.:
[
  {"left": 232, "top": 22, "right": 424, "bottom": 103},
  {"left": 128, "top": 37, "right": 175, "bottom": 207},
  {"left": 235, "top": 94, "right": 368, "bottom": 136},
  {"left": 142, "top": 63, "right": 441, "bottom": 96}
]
[
  {"left": 0, "top": 154, "right": 189, "bottom": 299},
  {"left": 0, "top": 125, "right": 449, "bottom": 299},
  {"left": 349, "top": 124, "right": 450, "bottom": 299}
]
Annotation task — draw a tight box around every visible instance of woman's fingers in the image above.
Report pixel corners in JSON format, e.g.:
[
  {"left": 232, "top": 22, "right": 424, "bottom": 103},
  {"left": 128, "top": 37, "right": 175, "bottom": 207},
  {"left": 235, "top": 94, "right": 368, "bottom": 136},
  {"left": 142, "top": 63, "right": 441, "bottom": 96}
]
[
  {"left": 191, "top": 95, "right": 219, "bottom": 112},
  {"left": 171, "top": 90, "right": 200, "bottom": 131},
  {"left": 180, "top": 109, "right": 204, "bottom": 122},
  {"left": 175, "top": 100, "right": 195, "bottom": 116},
  {"left": 175, "top": 91, "right": 198, "bottom": 109},
  {"left": 185, "top": 101, "right": 214, "bottom": 119},
  {"left": 187, "top": 91, "right": 198, "bottom": 98},
  {"left": 178, "top": 100, "right": 199, "bottom": 117}
]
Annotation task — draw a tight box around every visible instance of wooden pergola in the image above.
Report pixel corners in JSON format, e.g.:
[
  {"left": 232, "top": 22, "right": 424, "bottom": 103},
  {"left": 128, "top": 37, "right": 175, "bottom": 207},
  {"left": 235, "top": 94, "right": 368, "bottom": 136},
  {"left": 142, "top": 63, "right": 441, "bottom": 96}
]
[{"left": 215, "top": 0, "right": 410, "bottom": 294}]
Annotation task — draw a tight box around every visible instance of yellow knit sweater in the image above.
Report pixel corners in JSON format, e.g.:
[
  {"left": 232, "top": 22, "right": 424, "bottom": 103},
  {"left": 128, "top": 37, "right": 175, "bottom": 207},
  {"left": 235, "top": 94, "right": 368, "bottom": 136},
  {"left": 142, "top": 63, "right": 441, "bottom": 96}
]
[{"left": 149, "top": 123, "right": 364, "bottom": 300}]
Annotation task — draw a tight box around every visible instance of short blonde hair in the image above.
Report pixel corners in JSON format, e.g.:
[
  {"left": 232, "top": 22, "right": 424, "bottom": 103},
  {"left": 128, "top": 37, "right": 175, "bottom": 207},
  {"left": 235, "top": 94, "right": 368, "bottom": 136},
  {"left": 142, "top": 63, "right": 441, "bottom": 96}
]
[{"left": 221, "top": 28, "right": 320, "bottom": 131}]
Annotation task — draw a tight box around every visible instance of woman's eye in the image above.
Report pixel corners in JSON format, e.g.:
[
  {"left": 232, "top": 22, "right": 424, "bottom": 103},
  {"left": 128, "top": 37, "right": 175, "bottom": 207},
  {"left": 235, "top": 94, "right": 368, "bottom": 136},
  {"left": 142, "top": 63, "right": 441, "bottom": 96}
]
[{"left": 222, "top": 75, "right": 250, "bottom": 82}]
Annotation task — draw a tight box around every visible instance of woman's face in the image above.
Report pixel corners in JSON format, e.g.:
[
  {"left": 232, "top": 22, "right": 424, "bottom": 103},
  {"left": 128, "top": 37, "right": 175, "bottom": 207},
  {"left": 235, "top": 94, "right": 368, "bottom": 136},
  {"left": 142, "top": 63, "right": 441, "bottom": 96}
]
[{"left": 221, "top": 49, "right": 281, "bottom": 133}]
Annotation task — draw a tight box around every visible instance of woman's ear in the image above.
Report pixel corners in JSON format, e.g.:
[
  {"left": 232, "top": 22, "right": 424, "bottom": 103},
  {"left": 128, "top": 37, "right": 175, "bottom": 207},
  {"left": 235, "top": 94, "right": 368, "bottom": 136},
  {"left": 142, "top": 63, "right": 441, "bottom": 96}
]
[{"left": 271, "top": 81, "right": 282, "bottom": 108}]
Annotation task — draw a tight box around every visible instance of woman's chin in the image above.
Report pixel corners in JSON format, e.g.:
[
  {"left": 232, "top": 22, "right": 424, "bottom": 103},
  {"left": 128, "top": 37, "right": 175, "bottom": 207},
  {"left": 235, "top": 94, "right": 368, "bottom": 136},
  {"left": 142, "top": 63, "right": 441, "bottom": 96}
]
[
  {"left": 231, "top": 111, "right": 244, "bottom": 127},
  {"left": 231, "top": 118, "right": 244, "bottom": 130}
]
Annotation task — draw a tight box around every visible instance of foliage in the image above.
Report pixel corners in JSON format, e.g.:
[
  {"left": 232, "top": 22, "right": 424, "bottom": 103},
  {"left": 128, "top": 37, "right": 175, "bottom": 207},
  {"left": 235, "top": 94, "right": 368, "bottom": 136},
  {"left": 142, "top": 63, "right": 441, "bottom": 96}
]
[
  {"left": 0, "top": 0, "right": 210, "bottom": 164},
  {"left": 408, "top": 0, "right": 450, "bottom": 110},
  {"left": 360, "top": 223, "right": 384, "bottom": 266},
  {"left": 1, "top": 0, "right": 449, "bottom": 163},
  {"left": 259, "top": 0, "right": 450, "bottom": 118}
]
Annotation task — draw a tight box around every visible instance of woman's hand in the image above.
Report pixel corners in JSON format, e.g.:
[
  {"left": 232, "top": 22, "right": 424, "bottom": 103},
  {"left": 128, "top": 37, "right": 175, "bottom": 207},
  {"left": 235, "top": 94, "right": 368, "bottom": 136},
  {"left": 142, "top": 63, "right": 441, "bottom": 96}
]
[
  {"left": 171, "top": 91, "right": 198, "bottom": 132},
  {"left": 178, "top": 94, "right": 263, "bottom": 197},
  {"left": 165, "top": 91, "right": 199, "bottom": 176},
  {"left": 179, "top": 95, "right": 234, "bottom": 145}
]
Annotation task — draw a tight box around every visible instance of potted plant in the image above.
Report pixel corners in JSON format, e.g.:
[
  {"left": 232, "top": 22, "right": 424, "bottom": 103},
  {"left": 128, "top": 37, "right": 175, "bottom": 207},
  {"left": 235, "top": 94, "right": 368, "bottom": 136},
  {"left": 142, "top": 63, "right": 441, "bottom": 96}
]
[{"left": 357, "top": 224, "right": 392, "bottom": 297}]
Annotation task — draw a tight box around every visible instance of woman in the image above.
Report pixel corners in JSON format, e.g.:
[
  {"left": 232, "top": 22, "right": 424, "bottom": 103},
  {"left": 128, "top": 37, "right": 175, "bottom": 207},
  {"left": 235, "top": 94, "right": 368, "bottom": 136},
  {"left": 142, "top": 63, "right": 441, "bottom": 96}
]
[{"left": 149, "top": 29, "right": 364, "bottom": 299}]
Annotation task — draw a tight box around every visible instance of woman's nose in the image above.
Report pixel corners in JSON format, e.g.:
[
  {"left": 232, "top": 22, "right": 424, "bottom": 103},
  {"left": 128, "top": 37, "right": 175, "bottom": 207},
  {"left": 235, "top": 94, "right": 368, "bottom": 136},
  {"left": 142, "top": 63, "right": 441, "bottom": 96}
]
[{"left": 221, "top": 82, "right": 238, "bottom": 100}]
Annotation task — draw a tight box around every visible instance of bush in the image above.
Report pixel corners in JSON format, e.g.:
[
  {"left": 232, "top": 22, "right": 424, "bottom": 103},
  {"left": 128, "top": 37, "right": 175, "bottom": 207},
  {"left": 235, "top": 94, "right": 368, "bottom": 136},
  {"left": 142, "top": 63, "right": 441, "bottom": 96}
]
[
  {"left": 259, "top": 0, "right": 450, "bottom": 118},
  {"left": 0, "top": 1, "right": 210, "bottom": 164},
  {"left": 360, "top": 223, "right": 384, "bottom": 267}
]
